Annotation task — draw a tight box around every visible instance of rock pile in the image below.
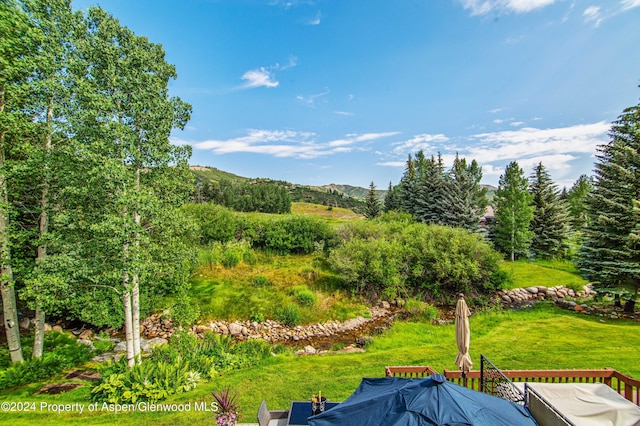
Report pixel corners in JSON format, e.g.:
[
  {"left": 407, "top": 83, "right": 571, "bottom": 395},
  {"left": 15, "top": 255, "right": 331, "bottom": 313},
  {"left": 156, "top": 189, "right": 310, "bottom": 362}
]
[
  {"left": 496, "top": 285, "right": 595, "bottom": 306},
  {"left": 188, "top": 305, "right": 391, "bottom": 343}
]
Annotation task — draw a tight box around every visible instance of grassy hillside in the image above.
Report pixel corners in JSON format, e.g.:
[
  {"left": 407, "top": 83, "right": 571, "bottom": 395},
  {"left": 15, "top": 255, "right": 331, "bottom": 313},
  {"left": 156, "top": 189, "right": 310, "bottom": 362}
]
[{"left": 189, "top": 166, "right": 367, "bottom": 213}]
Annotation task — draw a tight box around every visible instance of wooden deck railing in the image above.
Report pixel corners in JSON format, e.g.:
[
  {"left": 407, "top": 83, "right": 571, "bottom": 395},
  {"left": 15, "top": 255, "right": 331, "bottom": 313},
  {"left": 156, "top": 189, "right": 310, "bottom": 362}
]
[{"left": 385, "top": 366, "right": 640, "bottom": 406}]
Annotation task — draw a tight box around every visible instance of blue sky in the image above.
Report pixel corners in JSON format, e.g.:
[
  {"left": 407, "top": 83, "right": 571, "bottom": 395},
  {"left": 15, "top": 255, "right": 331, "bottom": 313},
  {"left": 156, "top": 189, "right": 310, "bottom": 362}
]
[{"left": 71, "top": 0, "right": 640, "bottom": 189}]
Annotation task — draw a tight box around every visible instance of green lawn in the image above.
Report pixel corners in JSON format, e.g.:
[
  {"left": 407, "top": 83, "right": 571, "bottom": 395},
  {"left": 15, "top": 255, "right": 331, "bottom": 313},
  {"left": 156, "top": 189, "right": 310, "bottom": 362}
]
[
  {"left": 1, "top": 303, "right": 638, "bottom": 425},
  {"left": 500, "top": 259, "right": 589, "bottom": 291}
]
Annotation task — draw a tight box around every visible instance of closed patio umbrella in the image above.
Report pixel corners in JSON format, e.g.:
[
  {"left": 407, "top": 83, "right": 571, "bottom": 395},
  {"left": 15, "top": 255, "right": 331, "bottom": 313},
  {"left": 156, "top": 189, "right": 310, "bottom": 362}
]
[{"left": 455, "top": 293, "right": 473, "bottom": 376}]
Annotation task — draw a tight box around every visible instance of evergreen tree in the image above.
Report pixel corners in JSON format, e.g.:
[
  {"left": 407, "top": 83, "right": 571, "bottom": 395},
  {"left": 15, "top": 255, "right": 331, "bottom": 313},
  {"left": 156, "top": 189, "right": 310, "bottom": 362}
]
[
  {"left": 398, "top": 154, "right": 418, "bottom": 216},
  {"left": 578, "top": 98, "right": 640, "bottom": 311},
  {"left": 414, "top": 154, "right": 446, "bottom": 224},
  {"left": 493, "top": 161, "right": 534, "bottom": 261},
  {"left": 528, "top": 162, "right": 571, "bottom": 259},
  {"left": 383, "top": 181, "right": 398, "bottom": 212},
  {"left": 364, "top": 181, "right": 381, "bottom": 219},
  {"left": 440, "top": 155, "right": 487, "bottom": 231},
  {"left": 566, "top": 174, "right": 594, "bottom": 229}
]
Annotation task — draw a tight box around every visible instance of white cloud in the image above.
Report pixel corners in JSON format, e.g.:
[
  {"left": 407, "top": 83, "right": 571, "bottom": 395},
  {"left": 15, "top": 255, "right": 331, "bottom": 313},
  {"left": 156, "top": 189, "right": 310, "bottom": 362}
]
[
  {"left": 297, "top": 88, "right": 330, "bottom": 106},
  {"left": 240, "top": 68, "right": 279, "bottom": 89},
  {"left": 462, "top": 121, "right": 609, "bottom": 183},
  {"left": 328, "top": 132, "right": 401, "bottom": 148},
  {"left": 621, "top": 0, "right": 640, "bottom": 10},
  {"left": 377, "top": 161, "right": 406, "bottom": 167},
  {"left": 489, "top": 108, "right": 502, "bottom": 113},
  {"left": 238, "top": 58, "right": 297, "bottom": 90},
  {"left": 392, "top": 133, "right": 450, "bottom": 155},
  {"left": 173, "top": 130, "right": 399, "bottom": 159},
  {"left": 335, "top": 111, "right": 354, "bottom": 116},
  {"left": 308, "top": 11, "right": 321, "bottom": 25},
  {"left": 493, "top": 119, "right": 504, "bottom": 124},
  {"left": 460, "top": 0, "right": 555, "bottom": 15},
  {"left": 510, "top": 121, "right": 525, "bottom": 126},
  {"left": 583, "top": 6, "right": 602, "bottom": 27}
]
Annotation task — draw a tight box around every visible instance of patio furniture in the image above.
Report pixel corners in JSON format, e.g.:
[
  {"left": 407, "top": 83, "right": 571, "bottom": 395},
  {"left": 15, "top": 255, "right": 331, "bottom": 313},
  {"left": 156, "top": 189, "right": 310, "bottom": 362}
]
[
  {"left": 257, "top": 400, "right": 289, "bottom": 426},
  {"left": 287, "top": 401, "right": 340, "bottom": 426}
]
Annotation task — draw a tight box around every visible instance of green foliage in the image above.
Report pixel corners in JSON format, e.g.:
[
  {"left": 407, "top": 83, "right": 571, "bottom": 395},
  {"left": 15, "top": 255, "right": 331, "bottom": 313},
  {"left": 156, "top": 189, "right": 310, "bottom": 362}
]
[
  {"left": 566, "top": 175, "right": 594, "bottom": 229},
  {"left": 329, "top": 216, "right": 504, "bottom": 303},
  {"left": 249, "top": 310, "right": 265, "bottom": 323},
  {"left": 403, "top": 300, "right": 439, "bottom": 322},
  {"left": 193, "top": 177, "right": 291, "bottom": 214},
  {"left": 91, "top": 331, "right": 273, "bottom": 404},
  {"left": 170, "top": 293, "right": 201, "bottom": 327},
  {"left": 528, "top": 162, "right": 571, "bottom": 259},
  {"left": 364, "top": 181, "right": 382, "bottom": 219},
  {"left": 393, "top": 151, "right": 487, "bottom": 231},
  {"left": 493, "top": 161, "right": 535, "bottom": 261},
  {"left": 275, "top": 304, "right": 301, "bottom": 326},
  {"left": 578, "top": 100, "right": 640, "bottom": 301},
  {"left": 251, "top": 275, "right": 271, "bottom": 287},
  {"left": 291, "top": 285, "right": 317, "bottom": 306},
  {"left": 221, "top": 251, "right": 241, "bottom": 268},
  {"left": 0, "top": 332, "right": 94, "bottom": 390},
  {"left": 181, "top": 203, "right": 237, "bottom": 244},
  {"left": 254, "top": 215, "right": 334, "bottom": 254}
]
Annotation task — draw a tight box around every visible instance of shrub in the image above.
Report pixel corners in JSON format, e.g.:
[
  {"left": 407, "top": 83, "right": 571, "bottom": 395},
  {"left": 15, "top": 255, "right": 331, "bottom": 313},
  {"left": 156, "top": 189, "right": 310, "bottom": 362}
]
[
  {"left": 251, "top": 275, "right": 271, "bottom": 287},
  {"left": 91, "top": 331, "right": 273, "bottom": 404},
  {"left": 181, "top": 203, "right": 237, "bottom": 244},
  {"left": 275, "top": 304, "right": 301, "bottom": 326},
  {"left": 403, "top": 300, "right": 439, "bottom": 322},
  {"left": 291, "top": 286, "right": 317, "bottom": 307},
  {"left": 250, "top": 310, "right": 265, "bottom": 323},
  {"left": 329, "top": 219, "right": 504, "bottom": 303},
  {"left": 221, "top": 250, "right": 240, "bottom": 268},
  {"left": 255, "top": 215, "right": 334, "bottom": 254},
  {"left": 0, "top": 332, "right": 94, "bottom": 390}
]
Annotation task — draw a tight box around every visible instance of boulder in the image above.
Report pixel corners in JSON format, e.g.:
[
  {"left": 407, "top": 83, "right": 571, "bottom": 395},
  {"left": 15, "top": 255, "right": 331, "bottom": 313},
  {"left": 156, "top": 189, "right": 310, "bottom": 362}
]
[
  {"left": 228, "top": 323, "right": 243, "bottom": 336},
  {"left": 141, "top": 337, "right": 168, "bottom": 352}
]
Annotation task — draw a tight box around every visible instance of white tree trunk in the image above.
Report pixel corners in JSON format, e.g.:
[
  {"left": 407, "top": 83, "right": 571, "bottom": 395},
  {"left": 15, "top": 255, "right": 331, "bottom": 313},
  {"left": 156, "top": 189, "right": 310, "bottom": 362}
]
[
  {"left": 123, "top": 269, "right": 135, "bottom": 368},
  {"left": 33, "top": 96, "right": 54, "bottom": 359},
  {"left": 0, "top": 120, "right": 23, "bottom": 363}
]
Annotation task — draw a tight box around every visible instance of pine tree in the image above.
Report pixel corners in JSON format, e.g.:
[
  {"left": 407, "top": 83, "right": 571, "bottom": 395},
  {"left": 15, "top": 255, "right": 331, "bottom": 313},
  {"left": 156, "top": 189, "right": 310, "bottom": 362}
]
[
  {"left": 493, "top": 161, "right": 534, "bottom": 261},
  {"left": 383, "top": 181, "right": 398, "bottom": 212},
  {"left": 566, "top": 175, "right": 594, "bottom": 229},
  {"left": 364, "top": 181, "right": 381, "bottom": 219},
  {"left": 578, "top": 99, "right": 640, "bottom": 310},
  {"left": 398, "top": 154, "right": 418, "bottom": 216},
  {"left": 528, "top": 162, "right": 571, "bottom": 259},
  {"left": 414, "top": 154, "right": 446, "bottom": 224},
  {"left": 439, "top": 155, "right": 487, "bottom": 231}
]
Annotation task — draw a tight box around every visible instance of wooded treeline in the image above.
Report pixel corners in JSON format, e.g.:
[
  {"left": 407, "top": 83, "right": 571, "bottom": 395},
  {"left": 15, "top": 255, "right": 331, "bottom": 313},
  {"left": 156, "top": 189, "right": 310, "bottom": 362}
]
[{"left": 1, "top": 0, "right": 197, "bottom": 365}]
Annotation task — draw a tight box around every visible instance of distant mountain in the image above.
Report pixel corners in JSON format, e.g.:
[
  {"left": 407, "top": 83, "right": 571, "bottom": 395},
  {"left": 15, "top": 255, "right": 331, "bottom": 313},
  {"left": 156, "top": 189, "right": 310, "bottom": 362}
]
[{"left": 189, "top": 166, "right": 367, "bottom": 213}]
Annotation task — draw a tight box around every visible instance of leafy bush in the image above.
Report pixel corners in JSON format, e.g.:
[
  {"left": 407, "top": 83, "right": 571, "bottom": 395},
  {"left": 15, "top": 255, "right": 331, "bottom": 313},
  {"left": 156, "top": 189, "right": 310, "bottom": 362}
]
[
  {"left": 0, "top": 332, "right": 94, "bottom": 390},
  {"left": 92, "top": 331, "right": 273, "bottom": 404},
  {"left": 275, "top": 304, "right": 301, "bottom": 326},
  {"left": 251, "top": 275, "right": 271, "bottom": 287},
  {"left": 91, "top": 357, "right": 199, "bottom": 403},
  {"left": 170, "top": 293, "right": 201, "bottom": 327},
  {"left": 254, "top": 215, "right": 334, "bottom": 254},
  {"left": 291, "top": 285, "right": 317, "bottom": 307},
  {"left": 221, "top": 250, "right": 240, "bottom": 268},
  {"left": 182, "top": 203, "right": 237, "bottom": 244},
  {"left": 403, "top": 300, "right": 439, "bottom": 322},
  {"left": 329, "top": 218, "right": 505, "bottom": 302},
  {"left": 250, "top": 310, "right": 265, "bottom": 323}
]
